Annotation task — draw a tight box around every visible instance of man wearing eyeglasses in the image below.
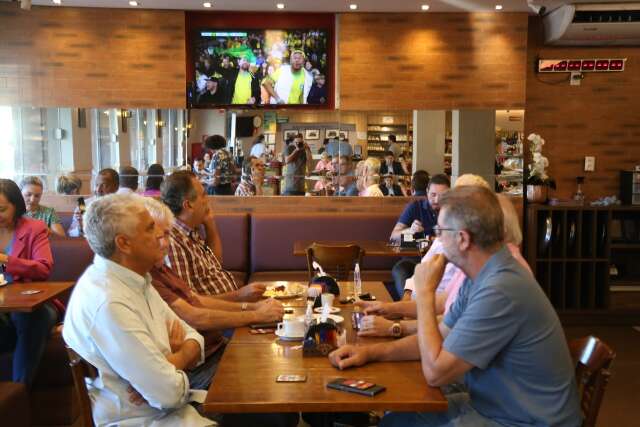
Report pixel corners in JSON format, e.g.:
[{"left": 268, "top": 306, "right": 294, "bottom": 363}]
[{"left": 330, "top": 186, "right": 580, "bottom": 427}]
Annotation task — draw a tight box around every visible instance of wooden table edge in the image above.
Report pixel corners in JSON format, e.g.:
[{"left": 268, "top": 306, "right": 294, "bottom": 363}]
[
  {"left": 0, "top": 281, "right": 75, "bottom": 313},
  {"left": 202, "top": 400, "right": 449, "bottom": 414}
]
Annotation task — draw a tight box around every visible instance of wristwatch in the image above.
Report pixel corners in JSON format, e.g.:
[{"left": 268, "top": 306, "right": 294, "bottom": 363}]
[{"left": 391, "top": 322, "right": 402, "bottom": 338}]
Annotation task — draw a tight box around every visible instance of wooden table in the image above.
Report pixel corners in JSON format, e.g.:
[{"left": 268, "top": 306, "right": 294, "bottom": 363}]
[
  {"left": 293, "top": 240, "right": 420, "bottom": 258},
  {"left": 204, "top": 281, "right": 447, "bottom": 414},
  {"left": 0, "top": 281, "right": 74, "bottom": 313}
]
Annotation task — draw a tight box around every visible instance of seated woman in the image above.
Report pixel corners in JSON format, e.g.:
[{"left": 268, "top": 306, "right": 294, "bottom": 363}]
[
  {"left": 235, "top": 156, "right": 266, "bottom": 196},
  {"left": 142, "top": 163, "right": 164, "bottom": 196},
  {"left": 55, "top": 174, "right": 82, "bottom": 195},
  {"left": 20, "top": 176, "right": 66, "bottom": 237},
  {"left": 0, "top": 179, "right": 56, "bottom": 387}
]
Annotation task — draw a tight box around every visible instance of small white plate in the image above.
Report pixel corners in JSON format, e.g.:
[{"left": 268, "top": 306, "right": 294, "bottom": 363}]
[
  {"left": 297, "top": 314, "right": 344, "bottom": 324},
  {"left": 274, "top": 329, "right": 304, "bottom": 341},
  {"left": 313, "top": 306, "right": 341, "bottom": 314}
]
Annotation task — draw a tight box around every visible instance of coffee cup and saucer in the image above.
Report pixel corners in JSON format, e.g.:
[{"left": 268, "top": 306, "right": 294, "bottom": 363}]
[
  {"left": 275, "top": 318, "right": 305, "bottom": 341},
  {"left": 313, "top": 293, "right": 341, "bottom": 314}
]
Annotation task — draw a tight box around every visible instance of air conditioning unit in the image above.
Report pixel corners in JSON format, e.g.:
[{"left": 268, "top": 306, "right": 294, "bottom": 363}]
[{"left": 543, "top": 3, "right": 640, "bottom": 45}]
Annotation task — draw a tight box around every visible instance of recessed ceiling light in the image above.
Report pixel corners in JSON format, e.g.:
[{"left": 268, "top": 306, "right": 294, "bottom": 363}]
[
  {"left": 276, "top": 3, "right": 284, "bottom": 9},
  {"left": 203, "top": 2, "right": 211, "bottom": 7},
  {"left": 421, "top": 4, "right": 429, "bottom": 11},
  {"left": 349, "top": 4, "right": 358, "bottom": 10},
  {"left": 495, "top": 4, "right": 503, "bottom": 10},
  {"left": 52, "top": 0, "right": 61, "bottom": 4},
  {"left": 129, "top": 1, "right": 138, "bottom": 6}
]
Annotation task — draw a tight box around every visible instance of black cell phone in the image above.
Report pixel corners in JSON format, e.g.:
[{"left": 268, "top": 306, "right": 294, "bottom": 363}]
[
  {"left": 358, "top": 293, "right": 376, "bottom": 301},
  {"left": 250, "top": 322, "right": 278, "bottom": 329},
  {"left": 327, "top": 378, "right": 386, "bottom": 397}
]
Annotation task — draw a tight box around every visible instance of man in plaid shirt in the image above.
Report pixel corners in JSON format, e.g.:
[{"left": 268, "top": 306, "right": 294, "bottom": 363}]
[{"left": 161, "top": 171, "right": 265, "bottom": 302}]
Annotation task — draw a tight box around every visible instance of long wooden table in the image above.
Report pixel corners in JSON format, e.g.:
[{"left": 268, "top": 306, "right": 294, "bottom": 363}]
[
  {"left": 293, "top": 240, "right": 420, "bottom": 258},
  {"left": 204, "top": 281, "right": 447, "bottom": 414},
  {"left": 0, "top": 281, "right": 74, "bottom": 313}
]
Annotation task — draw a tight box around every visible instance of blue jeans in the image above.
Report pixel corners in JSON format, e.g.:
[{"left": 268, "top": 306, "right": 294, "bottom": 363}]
[
  {"left": 188, "top": 344, "right": 225, "bottom": 390},
  {"left": 380, "top": 392, "right": 504, "bottom": 427},
  {"left": 0, "top": 303, "right": 58, "bottom": 386}
]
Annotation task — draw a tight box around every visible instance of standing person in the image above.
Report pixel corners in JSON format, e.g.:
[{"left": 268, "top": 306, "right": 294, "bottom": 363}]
[
  {"left": 329, "top": 186, "right": 581, "bottom": 427},
  {"left": 283, "top": 133, "right": 312, "bottom": 196},
  {"left": 249, "top": 134, "right": 267, "bottom": 159},
  {"left": 68, "top": 168, "right": 119, "bottom": 237},
  {"left": 263, "top": 50, "right": 313, "bottom": 104},
  {"left": 229, "top": 56, "right": 261, "bottom": 105},
  {"left": 143, "top": 163, "right": 165, "bottom": 197},
  {"left": 62, "top": 194, "right": 213, "bottom": 426},
  {"left": 0, "top": 179, "right": 56, "bottom": 387},
  {"left": 20, "top": 176, "right": 66, "bottom": 237},
  {"left": 203, "top": 135, "right": 234, "bottom": 196},
  {"left": 386, "top": 134, "right": 403, "bottom": 159},
  {"left": 235, "top": 157, "right": 266, "bottom": 196}
]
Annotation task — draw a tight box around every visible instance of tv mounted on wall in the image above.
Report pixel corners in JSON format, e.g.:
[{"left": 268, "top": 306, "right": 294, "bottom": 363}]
[{"left": 191, "top": 29, "right": 329, "bottom": 108}]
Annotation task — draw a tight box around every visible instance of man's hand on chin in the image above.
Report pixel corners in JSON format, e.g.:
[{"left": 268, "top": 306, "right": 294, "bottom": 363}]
[{"left": 328, "top": 344, "right": 370, "bottom": 370}]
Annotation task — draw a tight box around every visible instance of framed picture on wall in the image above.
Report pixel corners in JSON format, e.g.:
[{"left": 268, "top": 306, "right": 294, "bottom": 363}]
[
  {"left": 305, "top": 129, "right": 320, "bottom": 140},
  {"left": 325, "top": 129, "right": 339, "bottom": 139},
  {"left": 339, "top": 130, "right": 349, "bottom": 140},
  {"left": 283, "top": 130, "right": 298, "bottom": 141}
]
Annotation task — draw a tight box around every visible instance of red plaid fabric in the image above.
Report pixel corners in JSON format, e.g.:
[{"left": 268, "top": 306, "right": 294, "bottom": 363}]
[{"left": 166, "top": 219, "right": 238, "bottom": 296}]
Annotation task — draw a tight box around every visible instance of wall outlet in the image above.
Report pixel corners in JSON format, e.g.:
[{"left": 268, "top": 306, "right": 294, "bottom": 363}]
[{"left": 585, "top": 156, "right": 595, "bottom": 172}]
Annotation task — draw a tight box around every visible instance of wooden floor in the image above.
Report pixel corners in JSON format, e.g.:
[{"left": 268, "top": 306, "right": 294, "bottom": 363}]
[{"left": 564, "top": 325, "right": 640, "bottom": 427}]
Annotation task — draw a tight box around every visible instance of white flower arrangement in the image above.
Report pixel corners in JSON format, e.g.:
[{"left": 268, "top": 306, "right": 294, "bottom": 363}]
[{"left": 526, "top": 133, "right": 555, "bottom": 188}]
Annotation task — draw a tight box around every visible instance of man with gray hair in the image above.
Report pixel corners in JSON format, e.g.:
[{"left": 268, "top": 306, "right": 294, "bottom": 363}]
[
  {"left": 63, "top": 194, "right": 214, "bottom": 426},
  {"left": 329, "top": 186, "right": 580, "bottom": 427}
]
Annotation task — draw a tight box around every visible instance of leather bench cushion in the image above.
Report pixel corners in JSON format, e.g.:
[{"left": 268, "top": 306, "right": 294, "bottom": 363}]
[
  {"left": 49, "top": 236, "right": 94, "bottom": 282},
  {"left": 250, "top": 213, "right": 401, "bottom": 272},
  {"left": 249, "top": 270, "right": 392, "bottom": 284},
  {"left": 0, "top": 382, "right": 30, "bottom": 427},
  {"left": 214, "top": 213, "right": 249, "bottom": 272}
]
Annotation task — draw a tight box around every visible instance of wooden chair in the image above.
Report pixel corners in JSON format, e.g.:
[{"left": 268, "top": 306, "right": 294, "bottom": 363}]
[
  {"left": 569, "top": 336, "right": 616, "bottom": 427},
  {"left": 66, "top": 346, "right": 98, "bottom": 427},
  {"left": 306, "top": 243, "right": 364, "bottom": 281}
]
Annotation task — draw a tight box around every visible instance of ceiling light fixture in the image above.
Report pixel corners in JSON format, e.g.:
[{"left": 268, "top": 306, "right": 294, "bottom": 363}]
[
  {"left": 276, "top": 3, "right": 285, "bottom": 9},
  {"left": 52, "top": 0, "right": 61, "bottom": 4},
  {"left": 349, "top": 4, "right": 358, "bottom": 10},
  {"left": 495, "top": 4, "right": 503, "bottom": 10},
  {"left": 421, "top": 4, "right": 429, "bottom": 11},
  {"left": 129, "top": 1, "right": 138, "bottom": 6},
  {"left": 203, "top": 2, "right": 211, "bottom": 7}
]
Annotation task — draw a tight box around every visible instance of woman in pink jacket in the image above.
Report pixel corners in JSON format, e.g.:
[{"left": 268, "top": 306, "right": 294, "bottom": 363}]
[{"left": 0, "top": 179, "right": 56, "bottom": 386}]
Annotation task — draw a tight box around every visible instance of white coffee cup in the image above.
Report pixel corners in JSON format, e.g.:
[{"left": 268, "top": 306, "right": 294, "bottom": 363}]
[
  {"left": 277, "top": 318, "right": 305, "bottom": 337},
  {"left": 321, "top": 293, "right": 335, "bottom": 308}
]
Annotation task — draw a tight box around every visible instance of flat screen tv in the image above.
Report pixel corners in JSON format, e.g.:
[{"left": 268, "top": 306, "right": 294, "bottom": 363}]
[{"left": 191, "top": 29, "right": 329, "bottom": 107}]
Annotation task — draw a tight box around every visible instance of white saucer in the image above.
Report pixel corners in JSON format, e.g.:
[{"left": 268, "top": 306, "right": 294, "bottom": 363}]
[
  {"left": 297, "top": 314, "right": 344, "bottom": 324},
  {"left": 313, "top": 306, "right": 341, "bottom": 314},
  {"left": 274, "top": 329, "right": 304, "bottom": 341}
]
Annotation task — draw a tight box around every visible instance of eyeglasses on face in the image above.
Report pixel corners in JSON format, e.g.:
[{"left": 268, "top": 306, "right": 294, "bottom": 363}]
[{"left": 433, "top": 225, "right": 458, "bottom": 237}]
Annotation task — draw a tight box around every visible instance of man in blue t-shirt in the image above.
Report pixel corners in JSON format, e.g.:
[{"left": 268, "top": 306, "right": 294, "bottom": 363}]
[
  {"left": 329, "top": 186, "right": 581, "bottom": 427},
  {"left": 389, "top": 173, "right": 450, "bottom": 299}
]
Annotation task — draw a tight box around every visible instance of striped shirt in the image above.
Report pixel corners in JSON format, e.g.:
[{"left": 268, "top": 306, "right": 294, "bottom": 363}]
[
  {"left": 166, "top": 219, "right": 238, "bottom": 296},
  {"left": 234, "top": 180, "right": 256, "bottom": 196}
]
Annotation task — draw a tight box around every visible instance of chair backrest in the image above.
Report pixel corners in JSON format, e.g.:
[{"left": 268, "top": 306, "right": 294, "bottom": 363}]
[
  {"left": 306, "top": 243, "right": 364, "bottom": 281},
  {"left": 66, "top": 346, "right": 98, "bottom": 427},
  {"left": 569, "top": 336, "right": 616, "bottom": 427}
]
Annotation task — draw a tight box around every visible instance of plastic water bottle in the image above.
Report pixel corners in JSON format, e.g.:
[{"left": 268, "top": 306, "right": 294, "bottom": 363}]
[{"left": 354, "top": 262, "right": 362, "bottom": 299}]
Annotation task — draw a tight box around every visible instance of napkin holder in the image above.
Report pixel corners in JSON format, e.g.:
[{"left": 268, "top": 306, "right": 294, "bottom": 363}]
[
  {"left": 401, "top": 230, "right": 424, "bottom": 248},
  {"left": 303, "top": 317, "right": 339, "bottom": 357}
]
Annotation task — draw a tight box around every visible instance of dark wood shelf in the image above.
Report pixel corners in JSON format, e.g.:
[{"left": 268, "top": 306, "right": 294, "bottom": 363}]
[{"left": 610, "top": 243, "right": 640, "bottom": 249}]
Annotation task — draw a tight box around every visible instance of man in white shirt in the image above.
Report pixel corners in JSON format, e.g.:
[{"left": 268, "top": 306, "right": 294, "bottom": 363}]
[
  {"left": 68, "top": 168, "right": 119, "bottom": 237},
  {"left": 63, "top": 194, "right": 214, "bottom": 427}
]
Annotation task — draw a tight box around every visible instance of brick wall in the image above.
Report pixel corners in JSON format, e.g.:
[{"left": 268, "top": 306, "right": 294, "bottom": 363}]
[
  {"left": 339, "top": 13, "right": 528, "bottom": 110},
  {"left": 0, "top": 4, "right": 185, "bottom": 108},
  {"left": 525, "top": 17, "right": 640, "bottom": 200}
]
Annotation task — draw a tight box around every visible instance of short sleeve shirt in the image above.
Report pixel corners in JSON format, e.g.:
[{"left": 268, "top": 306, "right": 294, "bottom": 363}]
[
  {"left": 25, "top": 205, "right": 61, "bottom": 229},
  {"left": 271, "top": 67, "right": 306, "bottom": 104},
  {"left": 397, "top": 199, "right": 437, "bottom": 235},
  {"left": 443, "top": 246, "right": 581, "bottom": 427}
]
